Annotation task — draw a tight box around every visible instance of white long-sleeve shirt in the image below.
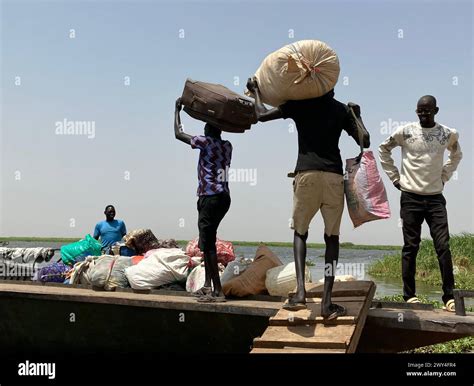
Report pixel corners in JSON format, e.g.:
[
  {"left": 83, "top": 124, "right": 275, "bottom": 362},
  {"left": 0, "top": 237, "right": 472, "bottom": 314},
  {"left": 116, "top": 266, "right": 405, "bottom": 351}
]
[{"left": 378, "top": 122, "right": 462, "bottom": 195}]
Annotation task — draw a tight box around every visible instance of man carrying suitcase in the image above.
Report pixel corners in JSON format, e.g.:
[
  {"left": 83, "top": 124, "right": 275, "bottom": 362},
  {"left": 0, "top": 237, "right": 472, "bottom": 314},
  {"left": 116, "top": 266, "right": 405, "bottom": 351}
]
[
  {"left": 379, "top": 95, "right": 462, "bottom": 312},
  {"left": 246, "top": 78, "right": 370, "bottom": 318},
  {"left": 174, "top": 97, "right": 232, "bottom": 303}
]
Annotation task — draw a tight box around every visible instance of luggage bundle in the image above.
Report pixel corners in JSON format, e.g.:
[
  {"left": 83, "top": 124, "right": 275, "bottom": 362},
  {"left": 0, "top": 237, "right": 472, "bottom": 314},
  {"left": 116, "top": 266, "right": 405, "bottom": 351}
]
[
  {"left": 185, "top": 262, "right": 225, "bottom": 293},
  {"left": 220, "top": 257, "right": 253, "bottom": 285},
  {"left": 142, "top": 239, "right": 180, "bottom": 258},
  {"left": 69, "top": 256, "right": 98, "bottom": 285},
  {"left": 245, "top": 40, "right": 340, "bottom": 107},
  {"left": 185, "top": 237, "right": 235, "bottom": 266},
  {"left": 36, "top": 262, "right": 72, "bottom": 283},
  {"left": 222, "top": 244, "right": 283, "bottom": 297},
  {"left": 344, "top": 151, "right": 391, "bottom": 227},
  {"left": 181, "top": 79, "right": 257, "bottom": 133},
  {"left": 0, "top": 247, "right": 55, "bottom": 264},
  {"left": 344, "top": 107, "right": 391, "bottom": 227},
  {"left": 124, "top": 229, "right": 160, "bottom": 255},
  {"left": 89, "top": 256, "right": 132, "bottom": 291},
  {"left": 265, "top": 262, "right": 312, "bottom": 297},
  {"left": 125, "top": 248, "right": 189, "bottom": 290},
  {"left": 60, "top": 235, "right": 102, "bottom": 266}
]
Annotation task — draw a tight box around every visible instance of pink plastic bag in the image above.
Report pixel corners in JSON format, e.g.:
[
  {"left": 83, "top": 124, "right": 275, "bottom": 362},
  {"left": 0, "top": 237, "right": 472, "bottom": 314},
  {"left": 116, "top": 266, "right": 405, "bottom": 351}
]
[
  {"left": 344, "top": 151, "right": 391, "bottom": 228},
  {"left": 185, "top": 237, "right": 235, "bottom": 266}
]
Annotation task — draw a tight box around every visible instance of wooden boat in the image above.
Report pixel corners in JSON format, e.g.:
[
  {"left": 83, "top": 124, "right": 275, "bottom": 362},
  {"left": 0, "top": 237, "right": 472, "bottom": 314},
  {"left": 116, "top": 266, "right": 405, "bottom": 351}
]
[{"left": 0, "top": 279, "right": 472, "bottom": 353}]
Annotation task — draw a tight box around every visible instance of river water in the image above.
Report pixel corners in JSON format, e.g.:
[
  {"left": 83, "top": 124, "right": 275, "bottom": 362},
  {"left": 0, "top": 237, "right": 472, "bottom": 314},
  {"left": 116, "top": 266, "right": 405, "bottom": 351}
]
[
  {"left": 232, "top": 245, "right": 450, "bottom": 303},
  {"left": 4, "top": 240, "right": 470, "bottom": 306}
]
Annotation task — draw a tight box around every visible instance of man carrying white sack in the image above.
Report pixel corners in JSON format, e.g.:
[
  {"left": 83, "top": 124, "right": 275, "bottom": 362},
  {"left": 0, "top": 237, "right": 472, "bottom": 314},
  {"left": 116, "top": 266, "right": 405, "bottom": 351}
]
[
  {"left": 379, "top": 95, "right": 462, "bottom": 312},
  {"left": 246, "top": 78, "right": 370, "bottom": 319}
]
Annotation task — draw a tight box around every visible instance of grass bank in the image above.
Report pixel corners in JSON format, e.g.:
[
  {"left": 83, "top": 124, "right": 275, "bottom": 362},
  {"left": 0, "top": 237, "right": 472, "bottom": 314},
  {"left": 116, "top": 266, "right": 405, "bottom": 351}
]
[
  {"left": 369, "top": 233, "right": 474, "bottom": 290},
  {"left": 378, "top": 294, "right": 474, "bottom": 353},
  {"left": 0, "top": 237, "right": 80, "bottom": 243},
  {"left": 208, "top": 240, "right": 401, "bottom": 251},
  {"left": 0, "top": 237, "right": 401, "bottom": 251}
]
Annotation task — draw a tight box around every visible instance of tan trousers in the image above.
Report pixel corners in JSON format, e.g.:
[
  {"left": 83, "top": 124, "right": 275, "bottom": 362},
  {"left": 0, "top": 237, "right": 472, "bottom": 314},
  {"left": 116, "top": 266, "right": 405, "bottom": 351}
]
[{"left": 292, "top": 170, "right": 344, "bottom": 236}]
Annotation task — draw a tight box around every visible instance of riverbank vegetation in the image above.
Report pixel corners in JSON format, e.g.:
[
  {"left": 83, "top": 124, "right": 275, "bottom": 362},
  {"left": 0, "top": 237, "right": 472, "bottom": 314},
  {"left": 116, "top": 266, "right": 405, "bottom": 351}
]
[
  {"left": 0, "top": 237, "right": 401, "bottom": 251},
  {"left": 369, "top": 233, "right": 474, "bottom": 290}
]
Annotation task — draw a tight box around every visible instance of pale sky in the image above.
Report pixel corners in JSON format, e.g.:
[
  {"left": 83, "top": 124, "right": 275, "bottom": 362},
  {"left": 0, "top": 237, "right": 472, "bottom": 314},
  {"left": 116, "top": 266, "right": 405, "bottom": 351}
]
[{"left": 1, "top": 0, "right": 472, "bottom": 245}]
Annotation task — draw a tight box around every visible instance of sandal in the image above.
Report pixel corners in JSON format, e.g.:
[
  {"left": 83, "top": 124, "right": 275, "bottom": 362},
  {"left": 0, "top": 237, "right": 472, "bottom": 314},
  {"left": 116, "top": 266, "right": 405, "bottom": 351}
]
[
  {"left": 443, "top": 299, "right": 455, "bottom": 313},
  {"left": 196, "top": 294, "right": 226, "bottom": 303},
  {"left": 192, "top": 286, "right": 212, "bottom": 297},
  {"left": 406, "top": 297, "right": 421, "bottom": 304},
  {"left": 322, "top": 304, "right": 346, "bottom": 320},
  {"left": 283, "top": 300, "right": 307, "bottom": 311}
]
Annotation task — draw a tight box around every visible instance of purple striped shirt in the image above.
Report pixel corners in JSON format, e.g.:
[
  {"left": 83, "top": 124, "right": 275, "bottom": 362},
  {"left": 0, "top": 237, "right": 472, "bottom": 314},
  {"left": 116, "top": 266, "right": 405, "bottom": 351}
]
[{"left": 191, "top": 135, "right": 233, "bottom": 196}]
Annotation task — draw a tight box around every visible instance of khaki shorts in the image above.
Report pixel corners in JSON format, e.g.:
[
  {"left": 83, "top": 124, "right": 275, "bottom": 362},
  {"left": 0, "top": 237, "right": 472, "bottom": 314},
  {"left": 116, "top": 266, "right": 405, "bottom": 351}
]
[{"left": 292, "top": 170, "right": 344, "bottom": 236}]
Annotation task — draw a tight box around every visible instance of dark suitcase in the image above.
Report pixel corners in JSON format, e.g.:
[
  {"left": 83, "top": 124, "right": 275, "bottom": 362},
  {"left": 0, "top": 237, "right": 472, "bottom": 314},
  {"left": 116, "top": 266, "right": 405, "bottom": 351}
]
[{"left": 181, "top": 78, "right": 257, "bottom": 133}]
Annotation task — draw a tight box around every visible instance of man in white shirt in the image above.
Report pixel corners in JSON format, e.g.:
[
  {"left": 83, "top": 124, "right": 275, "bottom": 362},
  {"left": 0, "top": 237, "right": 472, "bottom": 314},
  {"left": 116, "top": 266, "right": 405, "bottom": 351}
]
[{"left": 379, "top": 95, "right": 462, "bottom": 311}]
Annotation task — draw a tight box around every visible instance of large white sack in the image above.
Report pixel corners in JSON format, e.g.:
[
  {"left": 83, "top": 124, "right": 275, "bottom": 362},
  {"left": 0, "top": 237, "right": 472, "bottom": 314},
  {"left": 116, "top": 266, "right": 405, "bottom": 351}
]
[
  {"left": 265, "top": 262, "right": 312, "bottom": 297},
  {"left": 90, "top": 256, "right": 132, "bottom": 291},
  {"left": 186, "top": 264, "right": 206, "bottom": 293},
  {"left": 69, "top": 256, "right": 99, "bottom": 285},
  {"left": 185, "top": 262, "right": 225, "bottom": 293},
  {"left": 125, "top": 248, "right": 189, "bottom": 290},
  {"left": 246, "top": 40, "right": 340, "bottom": 107}
]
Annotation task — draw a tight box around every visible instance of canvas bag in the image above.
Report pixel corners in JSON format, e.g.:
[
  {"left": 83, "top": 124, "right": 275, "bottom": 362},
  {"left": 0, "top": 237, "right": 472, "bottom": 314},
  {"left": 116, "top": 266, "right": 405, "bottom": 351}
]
[
  {"left": 222, "top": 244, "right": 283, "bottom": 297},
  {"left": 125, "top": 248, "right": 189, "bottom": 290},
  {"left": 344, "top": 108, "right": 391, "bottom": 227},
  {"left": 245, "top": 40, "right": 340, "bottom": 107},
  {"left": 124, "top": 229, "right": 160, "bottom": 255},
  {"left": 185, "top": 237, "right": 235, "bottom": 266},
  {"left": 89, "top": 256, "right": 132, "bottom": 291}
]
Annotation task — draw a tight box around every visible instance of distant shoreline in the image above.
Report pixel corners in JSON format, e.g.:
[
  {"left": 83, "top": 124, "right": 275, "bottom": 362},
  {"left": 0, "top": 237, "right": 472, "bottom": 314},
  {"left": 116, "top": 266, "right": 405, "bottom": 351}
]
[{"left": 0, "top": 237, "right": 401, "bottom": 251}]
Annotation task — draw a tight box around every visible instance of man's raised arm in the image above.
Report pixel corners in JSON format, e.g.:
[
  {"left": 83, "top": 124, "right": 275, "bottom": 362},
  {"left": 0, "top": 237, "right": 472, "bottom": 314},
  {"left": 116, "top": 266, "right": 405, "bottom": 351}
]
[
  {"left": 174, "top": 97, "right": 193, "bottom": 145},
  {"left": 247, "top": 77, "right": 283, "bottom": 122}
]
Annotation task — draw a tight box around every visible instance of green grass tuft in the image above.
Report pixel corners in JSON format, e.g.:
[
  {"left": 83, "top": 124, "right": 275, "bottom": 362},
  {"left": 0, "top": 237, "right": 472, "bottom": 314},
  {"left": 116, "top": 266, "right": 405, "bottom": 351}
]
[{"left": 369, "top": 233, "right": 474, "bottom": 290}]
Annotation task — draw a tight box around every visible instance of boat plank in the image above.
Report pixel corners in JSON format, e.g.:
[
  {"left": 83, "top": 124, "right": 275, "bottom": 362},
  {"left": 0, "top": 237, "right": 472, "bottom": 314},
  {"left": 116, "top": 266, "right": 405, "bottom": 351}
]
[
  {"left": 305, "top": 296, "right": 366, "bottom": 303},
  {"left": 270, "top": 301, "right": 363, "bottom": 325},
  {"left": 253, "top": 325, "right": 355, "bottom": 349},
  {"left": 270, "top": 316, "right": 355, "bottom": 326},
  {"left": 289, "top": 281, "right": 373, "bottom": 298},
  {"left": 252, "top": 281, "right": 376, "bottom": 354},
  {"left": 251, "top": 347, "right": 345, "bottom": 354},
  {"left": 346, "top": 282, "right": 376, "bottom": 353},
  {"left": 0, "top": 283, "right": 282, "bottom": 317},
  {"left": 366, "top": 307, "right": 474, "bottom": 335}
]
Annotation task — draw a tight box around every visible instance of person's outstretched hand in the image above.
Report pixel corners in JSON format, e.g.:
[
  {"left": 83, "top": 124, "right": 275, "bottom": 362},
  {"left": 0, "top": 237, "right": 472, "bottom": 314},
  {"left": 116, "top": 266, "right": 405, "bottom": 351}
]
[
  {"left": 393, "top": 181, "right": 401, "bottom": 191},
  {"left": 246, "top": 77, "right": 258, "bottom": 93},
  {"left": 175, "top": 97, "right": 182, "bottom": 111}
]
